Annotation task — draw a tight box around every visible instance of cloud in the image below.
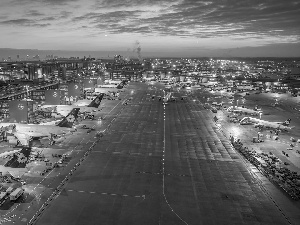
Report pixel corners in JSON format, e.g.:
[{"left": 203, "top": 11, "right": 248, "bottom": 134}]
[
  {"left": 40, "top": 16, "right": 56, "bottom": 21},
  {"left": 0, "top": 15, "right": 9, "bottom": 20},
  {"left": 29, "top": 11, "right": 72, "bottom": 21},
  {"left": 93, "top": 0, "right": 169, "bottom": 9},
  {"left": 41, "top": 0, "right": 77, "bottom": 4},
  {"left": 0, "top": 19, "right": 33, "bottom": 26},
  {"left": 0, "top": 18, "right": 51, "bottom": 27},
  {"left": 26, "top": 10, "right": 45, "bottom": 17},
  {"left": 1, "top": 0, "right": 299, "bottom": 54},
  {"left": 0, "top": 7, "right": 72, "bottom": 26},
  {"left": 68, "top": 0, "right": 297, "bottom": 44},
  {"left": 59, "top": 11, "right": 72, "bottom": 19},
  {"left": 5, "top": 0, "right": 298, "bottom": 42},
  {"left": 177, "top": 0, "right": 300, "bottom": 37},
  {"left": 72, "top": 10, "right": 145, "bottom": 27},
  {"left": 12, "top": 0, "right": 78, "bottom": 5}
]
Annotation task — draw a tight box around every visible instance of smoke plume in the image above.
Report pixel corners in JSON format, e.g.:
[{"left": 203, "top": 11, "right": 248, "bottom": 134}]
[{"left": 133, "top": 40, "right": 143, "bottom": 62}]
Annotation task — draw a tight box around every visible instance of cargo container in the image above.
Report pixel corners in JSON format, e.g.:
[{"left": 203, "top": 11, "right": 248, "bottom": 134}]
[
  {"left": 10, "top": 188, "right": 24, "bottom": 201},
  {"left": 6, "top": 187, "right": 14, "bottom": 194},
  {"left": 0, "top": 192, "right": 7, "bottom": 205}
]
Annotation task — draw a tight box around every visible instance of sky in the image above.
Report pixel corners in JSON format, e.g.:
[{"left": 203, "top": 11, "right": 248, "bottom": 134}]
[{"left": 0, "top": 0, "right": 300, "bottom": 58}]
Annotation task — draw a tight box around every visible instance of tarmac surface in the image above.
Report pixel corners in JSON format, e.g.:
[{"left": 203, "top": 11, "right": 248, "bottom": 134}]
[{"left": 31, "top": 82, "right": 300, "bottom": 225}]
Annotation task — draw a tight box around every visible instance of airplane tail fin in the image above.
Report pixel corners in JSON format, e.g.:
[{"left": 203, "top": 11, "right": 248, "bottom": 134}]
[
  {"left": 282, "top": 119, "right": 291, "bottom": 126},
  {"left": 87, "top": 93, "right": 104, "bottom": 108},
  {"left": 116, "top": 83, "right": 123, "bottom": 89},
  {"left": 121, "top": 80, "right": 127, "bottom": 86},
  {"left": 240, "top": 117, "right": 249, "bottom": 124},
  {"left": 4, "top": 147, "right": 31, "bottom": 168},
  {"left": 56, "top": 108, "right": 80, "bottom": 128}
]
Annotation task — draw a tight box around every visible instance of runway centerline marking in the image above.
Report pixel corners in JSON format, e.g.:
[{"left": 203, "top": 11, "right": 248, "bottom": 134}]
[
  {"left": 162, "top": 102, "right": 189, "bottom": 225},
  {"left": 136, "top": 171, "right": 191, "bottom": 177}
]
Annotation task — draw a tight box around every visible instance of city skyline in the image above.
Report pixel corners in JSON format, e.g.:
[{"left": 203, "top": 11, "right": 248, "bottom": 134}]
[{"left": 0, "top": 0, "right": 300, "bottom": 58}]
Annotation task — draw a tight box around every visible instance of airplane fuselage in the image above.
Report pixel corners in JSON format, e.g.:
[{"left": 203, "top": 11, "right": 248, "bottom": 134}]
[
  {"left": 240, "top": 117, "right": 292, "bottom": 131},
  {"left": 233, "top": 107, "right": 262, "bottom": 116},
  {"left": 0, "top": 123, "right": 75, "bottom": 137}
]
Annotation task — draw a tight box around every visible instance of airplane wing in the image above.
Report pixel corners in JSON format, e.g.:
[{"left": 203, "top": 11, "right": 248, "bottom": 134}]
[
  {"left": 55, "top": 109, "right": 71, "bottom": 117},
  {"left": 0, "top": 147, "right": 32, "bottom": 178},
  {"left": 0, "top": 166, "right": 28, "bottom": 178},
  {"left": 13, "top": 132, "right": 48, "bottom": 146},
  {"left": 276, "top": 125, "right": 294, "bottom": 130},
  {"left": 0, "top": 149, "right": 21, "bottom": 158},
  {"left": 72, "top": 100, "right": 90, "bottom": 107},
  {"left": 39, "top": 120, "right": 59, "bottom": 126},
  {"left": 13, "top": 133, "right": 31, "bottom": 146}
]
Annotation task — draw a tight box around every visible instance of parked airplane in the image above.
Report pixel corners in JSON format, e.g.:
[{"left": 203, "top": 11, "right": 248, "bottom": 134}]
[
  {"left": 227, "top": 106, "right": 262, "bottom": 115},
  {"left": 39, "top": 94, "right": 104, "bottom": 118},
  {"left": 70, "top": 93, "right": 104, "bottom": 107},
  {"left": 41, "top": 94, "right": 104, "bottom": 115},
  {"left": 236, "top": 85, "right": 255, "bottom": 91},
  {"left": 240, "top": 117, "right": 293, "bottom": 131},
  {"left": 105, "top": 79, "right": 122, "bottom": 85},
  {"left": 143, "top": 77, "right": 156, "bottom": 82},
  {"left": 0, "top": 147, "right": 32, "bottom": 177},
  {"left": 163, "top": 92, "right": 177, "bottom": 103},
  {"left": 162, "top": 92, "right": 170, "bottom": 103},
  {"left": 98, "top": 83, "right": 123, "bottom": 89},
  {"left": 57, "top": 93, "right": 104, "bottom": 116},
  {"left": 0, "top": 108, "right": 80, "bottom": 146},
  {"left": 38, "top": 105, "right": 57, "bottom": 112},
  {"left": 94, "top": 88, "right": 122, "bottom": 96}
]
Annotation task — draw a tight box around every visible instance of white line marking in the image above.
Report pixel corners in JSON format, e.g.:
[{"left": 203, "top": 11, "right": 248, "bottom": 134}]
[{"left": 162, "top": 102, "right": 189, "bottom": 225}]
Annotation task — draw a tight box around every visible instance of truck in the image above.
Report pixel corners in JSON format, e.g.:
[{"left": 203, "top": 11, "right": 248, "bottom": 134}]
[{"left": 9, "top": 188, "right": 24, "bottom": 201}]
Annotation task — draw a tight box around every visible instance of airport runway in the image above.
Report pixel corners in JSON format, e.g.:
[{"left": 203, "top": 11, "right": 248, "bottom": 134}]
[{"left": 34, "top": 82, "right": 296, "bottom": 225}]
